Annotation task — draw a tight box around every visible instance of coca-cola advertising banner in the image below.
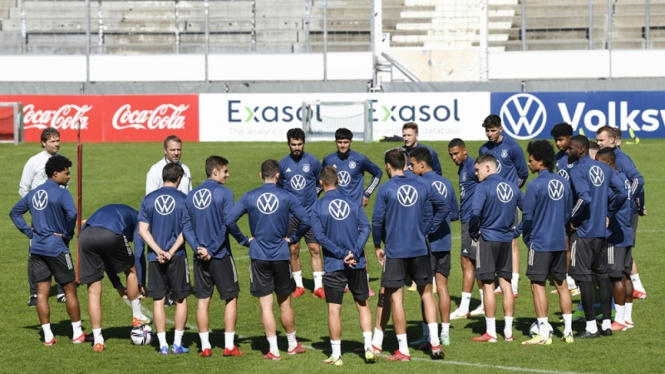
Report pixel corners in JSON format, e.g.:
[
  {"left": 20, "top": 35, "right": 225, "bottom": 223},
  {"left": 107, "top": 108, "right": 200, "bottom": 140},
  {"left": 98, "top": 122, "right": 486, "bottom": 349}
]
[{"left": 0, "top": 95, "right": 199, "bottom": 143}]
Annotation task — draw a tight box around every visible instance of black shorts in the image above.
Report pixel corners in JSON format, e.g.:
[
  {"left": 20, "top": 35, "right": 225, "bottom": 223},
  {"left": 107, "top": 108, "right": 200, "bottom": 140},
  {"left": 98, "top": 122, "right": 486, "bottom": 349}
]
[
  {"left": 287, "top": 216, "right": 317, "bottom": 244},
  {"left": 147, "top": 255, "right": 191, "bottom": 300},
  {"left": 526, "top": 249, "right": 567, "bottom": 282},
  {"left": 569, "top": 233, "right": 607, "bottom": 282},
  {"left": 249, "top": 260, "right": 292, "bottom": 297},
  {"left": 31, "top": 253, "right": 76, "bottom": 285},
  {"left": 460, "top": 222, "right": 476, "bottom": 260},
  {"left": 381, "top": 255, "right": 432, "bottom": 289},
  {"left": 475, "top": 237, "right": 511, "bottom": 281},
  {"left": 79, "top": 227, "right": 135, "bottom": 285},
  {"left": 607, "top": 244, "right": 633, "bottom": 279},
  {"left": 323, "top": 268, "right": 369, "bottom": 304},
  {"left": 431, "top": 251, "right": 451, "bottom": 277},
  {"left": 630, "top": 213, "right": 638, "bottom": 247},
  {"left": 194, "top": 256, "right": 240, "bottom": 300}
]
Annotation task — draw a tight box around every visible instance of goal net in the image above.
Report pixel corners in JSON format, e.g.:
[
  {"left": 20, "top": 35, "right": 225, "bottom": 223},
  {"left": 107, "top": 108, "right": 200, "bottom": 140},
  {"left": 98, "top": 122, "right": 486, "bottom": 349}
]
[
  {"left": 301, "top": 100, "right": 373, "bottom": 143},
  {"left": 0, "top": 102, "right": 24, "bottom": 145}
]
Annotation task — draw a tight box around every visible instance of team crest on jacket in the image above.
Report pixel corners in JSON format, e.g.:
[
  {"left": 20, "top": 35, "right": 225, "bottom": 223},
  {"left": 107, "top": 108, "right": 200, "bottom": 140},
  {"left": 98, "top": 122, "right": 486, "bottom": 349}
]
[
  {"left": 397, "top": 185, "right": 418, "bottom": 207},
  {"left": 501, "top": 149, "right": 509, "bottom": 158},
  {"left": 155, "top": 195, "right": 176, "bottom": 215},
  {"left": 328, "top": 199, "right": 351, "bottom": 220},
  {"left": 32, "top": 190, "right": 49, "bottom": 211},
  {"left": 548, "top": 180, "right": 565, "bottom": 201},
  {"left": 302, "top": 164, "right": 311, "bottom": 173},
  {"left": 462, "top": 172, "right": 467, "bottom": 182},
  {"left": 338, "top": 171, "right": 351, "bottom": 187},
  {"left": 349, "top": 160, "right": 357, "bottom": 169},
  {"left": 290, "top": 175, "right": 307, "bottom": 190},
  {"left": 589, "top": 166, "right": 605, "bottom": 187},
  {"left": 257, "top": 193, "right": 279, "bottom": 214},
  {"left": 496, "top": 182, "right": 514, "bottom": 203},
  {"left": 193, "top": 189, "right": 212, "bottom": 210}
]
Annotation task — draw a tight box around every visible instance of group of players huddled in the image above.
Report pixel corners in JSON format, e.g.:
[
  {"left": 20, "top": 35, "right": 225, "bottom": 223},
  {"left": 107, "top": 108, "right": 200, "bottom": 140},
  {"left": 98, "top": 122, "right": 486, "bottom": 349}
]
[{"left": 9, "top": 116, "right": 647, "bottom": 364}]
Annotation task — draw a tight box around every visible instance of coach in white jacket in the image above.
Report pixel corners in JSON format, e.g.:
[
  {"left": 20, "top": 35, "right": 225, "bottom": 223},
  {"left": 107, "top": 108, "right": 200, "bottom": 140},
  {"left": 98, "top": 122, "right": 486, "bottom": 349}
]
[{"left": 146, "top": 135, "right": 192, "bottom": 195}]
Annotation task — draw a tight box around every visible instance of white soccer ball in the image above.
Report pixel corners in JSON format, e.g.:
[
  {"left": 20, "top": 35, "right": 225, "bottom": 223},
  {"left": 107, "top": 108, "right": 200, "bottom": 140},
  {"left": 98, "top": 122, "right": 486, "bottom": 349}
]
[
  {"left": 529, "top": 321, "right": 554, "bottom": 338},
  {"left": 131, "top": 324, "right": 153, "bottom": 345}
]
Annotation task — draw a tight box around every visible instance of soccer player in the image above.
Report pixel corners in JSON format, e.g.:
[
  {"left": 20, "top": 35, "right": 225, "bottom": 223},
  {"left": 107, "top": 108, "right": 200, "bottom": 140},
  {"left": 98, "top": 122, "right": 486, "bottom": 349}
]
[
  {"left": 278, "top": 128, "right": 325, "bottom": 298},
  {"left": 18, "top": 128, "right": 65, "bottom": 306},
  {"left": 226, "top": 159, "right": 310, "bottom": 360},
  {"left": 410, "top": 147, "right": 459, "bottom": 347},
  {"left": 479, "top": 114, "right": 528, "bottom": 297},
  {"left": 595, "top": 148, "right": 635, "bottom": 331},
  {"left": 78, "top": 204, "right": 150, "bottom": 352},
  {"left": 137, "top": 163, "right": 190, "bottom": 355},
  {"left": 146, "top": 135, "right": 192, "bottom": 195},
  {"left": 309, "top": 166, "right": 375, "bottom": 365},
  {"left": 566, "top": 135, "right": 626, "bottom": 338},
  {"left": 469, "top": 154, "right": 522, "bottom": 342},
  {"left": 322, "top": 127, "right": 382, "bottom": 296},
  {"left": 10, "top": 155, "right": 85, "bottom": 345},
  {"left": 401, "top": 122, "right": 442, "bottom": 175},
  {"left": 448, "top": 138, "right": 486, "bottom": 319},
  {"left": 182, "top": 156, "right": 247, "bottom": 357},
  {"left": 371, "top": 148, "right": 447, "bottom": 361},
  {"left": 520, "top": 140, "right": 574, "bottom": 345}
]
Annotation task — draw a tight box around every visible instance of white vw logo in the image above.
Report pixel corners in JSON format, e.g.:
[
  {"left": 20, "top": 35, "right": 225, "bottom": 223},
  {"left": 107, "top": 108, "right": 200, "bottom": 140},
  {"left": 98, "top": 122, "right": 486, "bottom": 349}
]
[
  {"left": 496, "top": 160, "right": 502, "bottom": 174},
  {"left": 431, "top": 181, "right": 448, "bottom": 198},
  {"left": 338, "top": 171, "right": 351, "bottom": 187},
  {"left": 397, "top": 185, "right": 418, "bottom": 207},
  {"left": 548, "top": 179, "right": 565, "bottom": 201},
  {"left": 155, "top": 195, "right": 176, "bottom": 216},
  {"left": 290, "top": 174, "right": 306, "bottom": 191},
  {"left": 558, "top": 169, "right": 570, "bottom": 180},
  {"left": 257, "top": 193, "right": 279, "bottom": 214},
  {"left": 328, "top": 199, "right": 350, "bottom": 220},
  {"left": 496, "top": 182, "right": 514, "bottom": 203},
  {"left": 193, "top": 189, "right": 211, "bottom": 210},
  {"left": 589, "top": 166, "right": 605, "bottom": 187},
  {"left": 499, "top": 93, "right": 547, "bottom": 140},
  {"left": 32, "top": 190, "right": 49, "bottom": 211}
]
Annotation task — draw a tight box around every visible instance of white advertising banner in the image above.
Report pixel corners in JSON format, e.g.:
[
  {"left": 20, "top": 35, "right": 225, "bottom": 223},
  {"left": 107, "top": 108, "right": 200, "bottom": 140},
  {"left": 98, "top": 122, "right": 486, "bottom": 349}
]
[{"left": 199, "top": 92, "right": 489, "bottom": 142}]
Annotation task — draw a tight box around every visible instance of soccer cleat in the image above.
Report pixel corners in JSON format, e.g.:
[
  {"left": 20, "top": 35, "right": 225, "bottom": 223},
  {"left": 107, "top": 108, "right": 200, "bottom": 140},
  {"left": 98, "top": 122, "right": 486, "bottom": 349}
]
[
  {"left": 344, "top": 286, "right": 350, "bottom": 293},
  {"left": 291, "top": 287, "right": 306, "bottom": 298},
  {"left": 44, "top": 338, "right": 57, "bottom": 346},
  {"left": 313, "top": 288, "right": 326, "bottom": 299},
  {"left": 561, "top": 333, "right": 574, "bottom": 344},
  {"left": 406, "top": 283, "right": 417, "bottom": 292},
  {"left": 570, "top": 288, "right": 581, "bottom": 296},
  {"left": 386, "top": 350, "right": 411, "bottom": 361},
  {"left": 28, "top": 295, "right": 37, "bottom": 307},
  {"left": 132, "top": 315, "right": 153, "bottom": 327},
  {"left": 287, "top": 343, "right": 306, "bottom": 355},
  {"left": 469, "top": 305, "right": 485, "bottom": 316},
  {"left": 199, "top": 348, "right": 212, "bottom": 357},
  {"left": 600, "top": 328, "right": 612, "bottom": 337},
  {"left": 171, "top": 344, "right": 190, "bottom": 354},
  {"left": 472, "top": 333, "right": 497, "bottom": 343},
  {"left": 56, "top": 294, "right": 66, "bottom": 303},
  {"left": 440, "top": 332, "right": 450, "bottom": 346},
  {"left": 409, "top": 335, "right": 428, "bottom": 347},
  {"left": 574, "top": 330, "right": 600, "bottom": 339},
  {"left": 263, "top": 351, "right": 281, "bottom": 360},
  {"left": 364, "top": 348, "right": 378, "bottom": 363},
  {"left": 159, "top": 346, "right": 169, "bottom": 356},
  {"left": 322, "top": 355, "right": 343, "bottom": 366},
  {"left": 522, "top": 336, "right": 552, "bottom": 345},
  {"left": 418, "top": 342, "right": 432, "bottom": 351},
  {"left": 223, "top": 346, "right": 243, "bottom": 356},
  {"left": 505, "top": 335, "right": 514, "bottom": 342},
  {"left": 371, "top": 344, "right": 383, "bottom": 356},
  {"left": 368, "top": 287, "right": 375, "bottom": 297},
  {"left": 165, "top": 294, "right": 176, "bottom": 307},
  {"left": 450, "top": 308, "right": 470, "bottom": 320},
  {"left": 494, "top": 285, "right": 502, "bottom": 294},
  {"left": 93, "top": 343, "right": 105, "bottom": 352},
  {"left": 430, "top": 345, "right": 444, "bottom": 360},
  {"left": 611, "top": 321, "right": 627, "bottom": 331},
  {"left": 633, "top": 290, "right": 647, "bottom": 299},
  {"left": 624, "top": 321, "right": 634, "bottom": 329},
  {"left": 72, "top": 333, "right": 93, "bottom": 344}
]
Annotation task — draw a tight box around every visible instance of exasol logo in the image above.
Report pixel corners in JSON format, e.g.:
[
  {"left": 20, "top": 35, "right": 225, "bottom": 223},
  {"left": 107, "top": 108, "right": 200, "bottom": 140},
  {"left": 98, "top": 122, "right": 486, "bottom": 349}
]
[{"left": 499, "top": 93, "right": 547, "bottom": 140}]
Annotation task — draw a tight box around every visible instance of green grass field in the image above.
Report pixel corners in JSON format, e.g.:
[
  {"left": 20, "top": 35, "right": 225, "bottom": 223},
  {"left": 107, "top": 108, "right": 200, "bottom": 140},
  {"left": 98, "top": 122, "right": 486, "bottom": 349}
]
[{"left": 1, "top": 139, "right": 663, "bottom": 374}]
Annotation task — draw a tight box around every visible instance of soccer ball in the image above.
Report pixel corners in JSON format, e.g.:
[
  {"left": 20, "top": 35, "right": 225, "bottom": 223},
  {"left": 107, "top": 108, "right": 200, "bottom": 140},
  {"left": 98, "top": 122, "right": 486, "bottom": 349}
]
[
  {"left": 131, "top": 324, "right": 153, "bottom": 345},
  {"left": 529, "top": 321, "right": 554, "bottom": 338}
]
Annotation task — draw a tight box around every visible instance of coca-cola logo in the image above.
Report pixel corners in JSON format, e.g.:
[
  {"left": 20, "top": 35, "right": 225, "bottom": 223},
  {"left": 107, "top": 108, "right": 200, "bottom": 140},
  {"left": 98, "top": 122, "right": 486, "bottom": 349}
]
[
  {"left": 112, "top": 104, "right": 189, "bottom": 130},
  {"left": 23, "top": 104, "right": 91, "bottom": 130}
]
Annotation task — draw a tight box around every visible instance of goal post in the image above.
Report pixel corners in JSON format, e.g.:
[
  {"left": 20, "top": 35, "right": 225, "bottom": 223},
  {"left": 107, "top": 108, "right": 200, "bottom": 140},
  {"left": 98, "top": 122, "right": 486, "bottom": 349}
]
[
  {"left": 301, "top": 100, "right": 373, "bottom": 143},
  {"left": 0, "top": 102, "right": 24, "bottom": 145}
]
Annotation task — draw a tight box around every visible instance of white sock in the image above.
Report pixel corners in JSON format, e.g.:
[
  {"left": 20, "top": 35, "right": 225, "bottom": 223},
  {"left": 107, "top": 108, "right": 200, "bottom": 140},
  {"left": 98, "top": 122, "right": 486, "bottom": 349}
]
[
  {"left": 331, "top": 339, "right": 341, "bottom": 359},
  {"left": 72, "top": 320, "right": 83, "bottom": 339},
  {"left": 428, "top": 323, "right": 440, "bottom": 346},
  {"left": 396, "top": 333, "right": 409, "bottom": 356},
  {"left": 537, "top": 317, "right": 549, "bottom": 339},
  {"left": 614, "top": 304, "right": 625, "bottom": 325},
  {"left": 313, "top": 271, "right": 324, "bottom": 290},
  {"left": 362, "top": 331, "right": 372, "bottom": 350},
  {"left": 441, "top": 323, "right": 450, "bottom": 334},
  {"left": 91, "top": 327, "right": 103, "bottom": 345},
  {"left": 602, "top": 319, "right": 611, "bottom": 330},
  {"left": 486, "top": 317, "right": 496, "bottom": 337},
  {"left": 459, "top": 292, "right": 472, "bottom": 312},
  {"left": 293, "top": 271, "right": 304, "bottom": 288},
  {"left": 625, "top": 302, "right": 633, "bottom": 323},
  {"left": 586, "top": 320, "right": 598, "bottom": 334},
  {"left": 286, "top": 331, "right": 297, "bottom": 348},
  {"left": 562, "top": 314, "right": 572, "bottom": 335},
  {"left": 511, "top": 273, "right": 519, "bottom": 294},
  {"left": 372, "top": 328, "right": 384, "bottom": 350},
  {"left": 42, "top": 323, "right": 54, "bottom": 342},
  {"left": 225, "top": 331, "right": 235, "bottom": 350},
  {"left": 567, "top": 274, "right": 577, "bottom": 289},
  {"left": 504, "top": 316, "right": 513, "bottom": 337},
  {"left": 130, "top": 298, "right": 142, "bottom": 319},
  {"left": 479, "top": 289, "right": 485, "bottom": 308},
  {"left": 174, "top": 329, "right": 184, "bottom": 346},
  {"left": 267, "top": 335, "right": 279, "bottom": 356},
  {"left": 199, "top": 331, "right": 211, "bottom": 350},
  {"left": 631, "top": 274, "right": 645, "bottom": 293},
  {"left": 157, "top": 332, "right": 167, "bottom": 348},
  {"left": 422, "top": 322, "right": 430, "bottom": 337}
]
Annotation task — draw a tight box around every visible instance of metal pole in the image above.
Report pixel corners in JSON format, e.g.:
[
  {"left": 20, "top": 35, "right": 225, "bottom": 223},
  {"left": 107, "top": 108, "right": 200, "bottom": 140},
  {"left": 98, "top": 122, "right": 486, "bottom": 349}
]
[
  {"left": 251, "top": 0, "right": 256, "bottom": 52},
  {"left": 174, "top": 0, "right": 180, "bottom": 54},
  {"left": 98, "top": 0, "right": 104, "bottom": 53},
  {"left": 521, "top": 0, "right": 526, "bottom": 51},
  {"left": 607, "top": 0, "right": 612, "bottom": 79},
  {"left": 588, "top": 0, "right": 593, "bottom": 49},
  {"left": 323, "top": 0, "right": 327, "bottom": 81},
  {"left": 370, "top": 0, "right": 382, "bottom": 90},
  {"left": 646, "top": 0, "right": 650, "bottom": 48},
  {"left": 204, "top": 0, "right": 209, "bottom": 81},
  {"left": 20, "top": 0, "right": 25, "bottom": 54},
  {"left": 479, "top": 0, "right": 488, "bottom": 81},
  {"left": 305, "top": 0, "right": 311, "bottom": 52},
  {"left": 86, "top": 0, "right": 90, "bottom": 83}
]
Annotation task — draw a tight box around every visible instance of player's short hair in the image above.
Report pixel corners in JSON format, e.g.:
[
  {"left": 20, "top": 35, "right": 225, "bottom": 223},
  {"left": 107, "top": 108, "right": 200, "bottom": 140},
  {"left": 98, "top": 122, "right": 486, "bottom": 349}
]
[
  {"left": 163, "top": 135, "right": 182, "bottom": 148},
  {"left": 475, "top": 153, "right": 499, "bottom": 169},
  {"left": 385, "top": 148, "right": 406, "bottom": 170},
  {"left": 448, "top": 138, "right": 466, "bottom": 149},
  {"left": 334, "top": 128, "right": 353, "bottom": 141},
  {"left": 287, "top": 128, "right": 306, "bottom": 143},
  {"left": 320, "top": 166, "right": 339, "bottom": 187},
  {"left": 614, "top": 127, "right": 623, "bottom": 140},
  {"left": 162, "top": 163, "right": 184, "bottom": 183},
  {"left": 589, "top": 141, "right": 600, "bottom": 151},
  {"left": 596, "top": 147, "right": 616, "bottom": 162},
  {"left": 596, "top": 126, "right": 617, "bottom": 138},
  {"left": 40, "top": 128, "right": 60, "bottom": 145},
  {"left": 262, "top": 159, "right": 280, "bottom": 179},
  {"left": 569, "top": 135, "right": 589, "bottom": 150},
  {"left": 527, "top": 140, "right": 556, "bottom": 172},
  {"left": 45, "top": 155, "right": 71, "bottom": 177},
  {"left": 402, "top": 122, "right": 419, "bottom": 133},
  {"left": 550, "top": 122, "right": 573, "bottom": 138},
  {"left": 410, "top": 147, "right": 432, "bottom": 167},
  {"left": 205, "top": 155, "right": 229, "bottom": 177},
  {"left": 482, "top": 114, "right": 502, "bottom": 129}
]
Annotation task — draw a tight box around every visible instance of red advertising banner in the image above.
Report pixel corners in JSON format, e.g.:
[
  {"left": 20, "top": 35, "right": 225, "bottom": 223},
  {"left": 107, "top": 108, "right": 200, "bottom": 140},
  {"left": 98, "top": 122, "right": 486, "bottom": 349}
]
[{"left": 0, "top": 95, "right": 199, "bottom": 143}]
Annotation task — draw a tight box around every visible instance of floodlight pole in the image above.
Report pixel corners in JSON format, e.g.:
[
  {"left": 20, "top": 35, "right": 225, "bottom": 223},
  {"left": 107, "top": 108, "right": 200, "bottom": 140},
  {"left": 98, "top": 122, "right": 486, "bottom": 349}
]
[
  {"left": 479, "top": 0, "right": 488, "bottom": 81},
  {"left": 323, "top": 0, "right": 328, "bottom": 82},
  {"left": 86, "top": 0, "right": 90, "bottom": 83},
  {"left": 370, "top": 0, "right": 382, "bottom": 91}
]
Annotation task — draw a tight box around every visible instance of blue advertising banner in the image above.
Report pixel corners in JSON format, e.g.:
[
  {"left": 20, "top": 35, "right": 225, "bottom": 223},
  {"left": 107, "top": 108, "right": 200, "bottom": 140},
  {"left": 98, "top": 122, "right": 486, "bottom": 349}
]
[{"left": 491, "top": 91, "right": 665, "bottom": 140}]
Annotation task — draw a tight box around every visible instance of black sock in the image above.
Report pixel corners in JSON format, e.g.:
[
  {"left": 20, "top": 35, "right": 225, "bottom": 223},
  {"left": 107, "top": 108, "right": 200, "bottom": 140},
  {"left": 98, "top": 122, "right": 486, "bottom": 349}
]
[{"left": 579, "top": 281, "right": 596, "bottom": 322}]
